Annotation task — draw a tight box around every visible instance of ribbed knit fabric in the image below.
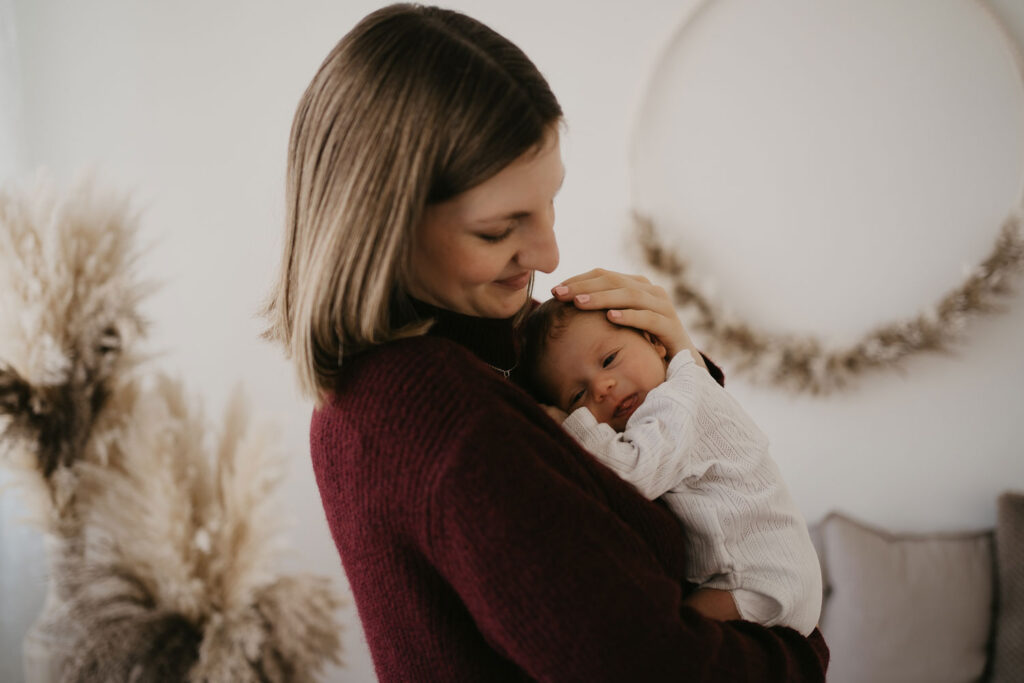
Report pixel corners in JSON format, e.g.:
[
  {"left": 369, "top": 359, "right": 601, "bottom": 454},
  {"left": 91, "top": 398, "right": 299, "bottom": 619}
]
[
  {"left": 310, "top": 301, "right": 829, "bottom": 682},
  {"left": 562, "top": 351, "right": 823, "bottom": 635}
]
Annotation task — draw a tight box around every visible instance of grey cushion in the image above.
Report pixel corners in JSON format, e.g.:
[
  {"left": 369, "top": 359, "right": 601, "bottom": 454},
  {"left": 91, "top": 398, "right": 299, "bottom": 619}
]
[
  {"left": 992, "top": 491, "right": 1024, "bottom": 683},
  {"left": 806, "top": 522, "right": 830, "bottom": 624},
  {"left": 818, "top": 512, "right": 993, "bottom": 683}
]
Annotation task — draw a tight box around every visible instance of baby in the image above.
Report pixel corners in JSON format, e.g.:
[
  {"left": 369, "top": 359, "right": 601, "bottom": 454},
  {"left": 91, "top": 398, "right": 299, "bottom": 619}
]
[{"left": 519, "top": 299, "right": 822, "bottom": 635}]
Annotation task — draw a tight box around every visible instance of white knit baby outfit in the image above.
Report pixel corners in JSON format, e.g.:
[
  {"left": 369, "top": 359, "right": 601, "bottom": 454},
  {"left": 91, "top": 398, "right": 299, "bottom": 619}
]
[{"left": 561, "top": 351, "right": 822, "bottom": 635}]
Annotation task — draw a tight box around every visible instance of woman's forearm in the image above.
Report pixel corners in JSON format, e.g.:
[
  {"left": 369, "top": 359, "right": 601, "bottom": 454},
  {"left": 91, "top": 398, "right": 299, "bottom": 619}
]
[{"left": 425, "top": 402, "right": 828, "bottom": 681}]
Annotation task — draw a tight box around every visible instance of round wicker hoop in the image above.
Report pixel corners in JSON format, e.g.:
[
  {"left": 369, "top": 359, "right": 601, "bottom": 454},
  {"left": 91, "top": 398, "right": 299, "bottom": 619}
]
[{"left": 628, "top": 0, "right": 1024, "bottom": 394}]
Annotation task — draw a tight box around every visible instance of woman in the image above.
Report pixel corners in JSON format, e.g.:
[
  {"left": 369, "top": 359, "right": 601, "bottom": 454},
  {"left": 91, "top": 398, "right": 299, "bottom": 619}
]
[{"left": 264, "top": 4, "right": 828, "bottom": 681}]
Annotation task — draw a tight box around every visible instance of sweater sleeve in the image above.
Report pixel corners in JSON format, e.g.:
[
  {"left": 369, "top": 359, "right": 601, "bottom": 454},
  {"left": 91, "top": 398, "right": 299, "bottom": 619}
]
[{"left": 421, "top": 362, "right": 827, "bottom": 681}]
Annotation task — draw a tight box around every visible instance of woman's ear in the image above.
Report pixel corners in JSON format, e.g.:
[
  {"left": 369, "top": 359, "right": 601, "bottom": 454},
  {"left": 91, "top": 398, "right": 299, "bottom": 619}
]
[{"left": 643, "top": 331, "right": 669, "bottom": 360}]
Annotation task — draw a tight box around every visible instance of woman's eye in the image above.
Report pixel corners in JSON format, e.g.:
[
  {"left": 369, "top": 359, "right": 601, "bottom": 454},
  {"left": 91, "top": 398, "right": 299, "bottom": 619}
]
[
  {"left": 602, "top": 352, "right": 617, "bottom": 368},
  {"left": 478, "top": 224, "right": 516, "bottom": 243}
]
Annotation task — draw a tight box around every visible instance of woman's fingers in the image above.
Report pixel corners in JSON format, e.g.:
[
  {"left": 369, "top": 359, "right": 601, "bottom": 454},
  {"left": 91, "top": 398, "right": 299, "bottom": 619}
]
[
  {"left": 563, "top": 285, "right": 672, "bottom": 316},
  {"left": 550, "top": 268, "right": 703, "bottom": 362},
  {"left": 551, "top": 269, "right": 655, "bottom": 301},
  {"left": 602, "top": 307, "right": 668, "bottom": 336},
  {"left": 605, "top": 308, "right": 705, "bottom": 368},
  {"left": 601, "top": 305, "right": 680, "bottom": 345},
  {"left": 553, "top": 267, "right": 651, "bottom": 289}
]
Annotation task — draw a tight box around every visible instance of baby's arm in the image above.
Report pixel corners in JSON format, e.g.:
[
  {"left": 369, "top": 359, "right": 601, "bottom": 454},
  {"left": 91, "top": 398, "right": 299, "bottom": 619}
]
[
  {"left": 560, "top": 358, "right": 746, "bottom": 624},
  {"left": 561, "top": 350, "right": 822, "bottom": 635},
  {"left": 560, "top": 350, "right": 707, "bottom": 500},
  {"left": 541, "top": 404, "right": 569, "bottom": 423},
  {"left": 543, "top": 404, "right": 741, "bottom": 625},
  {"left": 556, "top": 364, "right": 742, "bottom": 624}
]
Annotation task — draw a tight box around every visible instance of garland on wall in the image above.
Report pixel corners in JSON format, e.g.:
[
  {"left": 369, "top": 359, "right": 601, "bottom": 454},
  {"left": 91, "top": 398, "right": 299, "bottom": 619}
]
[
  {"left": 635, "top": 211, "right": 1024, "bottom": 394},
  {"left": 629, "top": 0, "right": 1024, "bottom": 393}
]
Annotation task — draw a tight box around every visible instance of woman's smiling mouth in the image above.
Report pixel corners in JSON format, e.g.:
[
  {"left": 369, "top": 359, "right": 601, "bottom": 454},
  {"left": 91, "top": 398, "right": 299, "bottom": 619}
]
[{"left": 495, "top": 272, "right": 531, "bottom": 290}]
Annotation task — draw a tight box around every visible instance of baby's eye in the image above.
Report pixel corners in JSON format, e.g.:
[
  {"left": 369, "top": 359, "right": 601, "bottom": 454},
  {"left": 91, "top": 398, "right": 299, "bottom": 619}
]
[
  {"left": 602, "top": 352, "right": 617, "bottom": 368},
  {"left": 568, "top": 390, "right": 584, "bottom": 407}
]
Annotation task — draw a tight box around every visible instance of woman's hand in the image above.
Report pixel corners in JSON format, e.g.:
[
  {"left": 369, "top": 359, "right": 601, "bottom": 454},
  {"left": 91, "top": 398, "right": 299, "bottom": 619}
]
[
  {"left": 550, "top": 268, "right": 706, "bottom": 368},
  {"left": 684, "top": 588, "right": 743, "bottom": 622}
]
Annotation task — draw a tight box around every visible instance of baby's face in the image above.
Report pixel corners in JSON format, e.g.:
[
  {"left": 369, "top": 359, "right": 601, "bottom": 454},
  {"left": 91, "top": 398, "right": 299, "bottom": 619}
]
[{"left": 537, "top": 312, "right": 668, "bottom": 431}]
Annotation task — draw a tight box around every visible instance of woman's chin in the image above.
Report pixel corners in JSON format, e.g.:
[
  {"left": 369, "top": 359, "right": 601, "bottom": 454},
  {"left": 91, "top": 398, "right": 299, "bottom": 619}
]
[
  {"left": 497, "top": 292, "right": 531, "bottom": 318},
  {"left": 468, "top": 286, "right": 527, "bottom": 318},
  {"left": 479, "top": 301, "right": 523, "bottom": 319}
]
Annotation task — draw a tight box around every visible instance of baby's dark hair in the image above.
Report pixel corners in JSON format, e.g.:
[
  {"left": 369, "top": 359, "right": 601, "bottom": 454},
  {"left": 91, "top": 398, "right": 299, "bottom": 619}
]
[{"left": 517, "top": 298, "right": 587, "bottom": 405}]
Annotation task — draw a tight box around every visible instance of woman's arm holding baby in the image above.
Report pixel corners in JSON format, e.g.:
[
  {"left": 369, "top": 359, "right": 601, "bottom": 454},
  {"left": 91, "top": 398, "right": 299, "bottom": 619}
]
[
  {"left": 686, "top": 587, "right": 743, "bottom": 621},
  {"left": 550, "top": 354, "right": 744, "bottom": 623},
  {"left": 553, "top": 350, "right": 822, "bottom": 636}
]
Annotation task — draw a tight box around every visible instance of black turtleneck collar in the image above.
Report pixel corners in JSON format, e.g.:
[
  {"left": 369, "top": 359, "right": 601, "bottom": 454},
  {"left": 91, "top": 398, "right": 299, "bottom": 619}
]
[{"left": 400, "top": 298, "right": 520, "bottom": 376}]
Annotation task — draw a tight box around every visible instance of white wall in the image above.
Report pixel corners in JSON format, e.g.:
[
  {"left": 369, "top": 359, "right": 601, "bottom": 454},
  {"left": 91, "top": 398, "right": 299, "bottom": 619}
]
[
  {"left": 0, "top": 1, "right": 47, "bottom": 679},
  {"left": 4, "top": 1, "right": 1024, "bottom": 681}
]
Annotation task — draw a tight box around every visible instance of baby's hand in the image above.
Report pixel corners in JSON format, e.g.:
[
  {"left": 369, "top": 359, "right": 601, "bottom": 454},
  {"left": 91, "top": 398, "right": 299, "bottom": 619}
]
[{"left": 542, "top": 404, "right": 569, "bottom": 424}]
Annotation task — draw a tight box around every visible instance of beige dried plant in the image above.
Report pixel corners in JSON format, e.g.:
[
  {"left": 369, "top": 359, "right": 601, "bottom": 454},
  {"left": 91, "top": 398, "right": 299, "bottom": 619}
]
[{"left": 0, "top": 176, "right": 342, "bottom": 682}]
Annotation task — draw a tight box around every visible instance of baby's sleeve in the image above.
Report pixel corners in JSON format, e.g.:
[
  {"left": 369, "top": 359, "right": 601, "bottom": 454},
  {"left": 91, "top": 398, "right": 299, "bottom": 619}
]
[
  {"left": 564, "top": 349, "right": 823, "bottom": 636},
  {"left": 560, "top": 351, "right": 704, "bottom": 500}
]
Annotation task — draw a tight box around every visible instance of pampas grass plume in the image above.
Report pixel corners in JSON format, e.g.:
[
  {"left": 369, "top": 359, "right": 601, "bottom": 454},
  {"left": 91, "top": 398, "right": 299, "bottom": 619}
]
[{"left": 0, "top": 176, "right": 343, "bottom": 681}]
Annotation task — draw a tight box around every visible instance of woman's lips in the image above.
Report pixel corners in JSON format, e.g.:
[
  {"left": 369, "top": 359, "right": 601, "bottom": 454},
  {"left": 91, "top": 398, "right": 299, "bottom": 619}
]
[
  {"left": 495, "top": 272, "right": 531, "bottom": 290},
  {"left": 613, "top": 393, "right": 639, "bottom": 419}
]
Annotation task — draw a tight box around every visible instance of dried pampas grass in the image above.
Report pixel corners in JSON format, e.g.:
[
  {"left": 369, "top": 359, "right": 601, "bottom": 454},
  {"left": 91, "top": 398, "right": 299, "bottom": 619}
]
[
  {"left": 0, "top": 176, "right": 149, "bottom": 480},
  {"left": 0, "top": 176, "right": 343, "bottom": 681}
]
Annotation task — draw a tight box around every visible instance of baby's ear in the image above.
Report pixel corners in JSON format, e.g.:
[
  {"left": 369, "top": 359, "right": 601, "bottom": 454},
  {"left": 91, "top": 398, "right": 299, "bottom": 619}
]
[{"left": 642, "top": 331, "right": 669, "bottom": 360}]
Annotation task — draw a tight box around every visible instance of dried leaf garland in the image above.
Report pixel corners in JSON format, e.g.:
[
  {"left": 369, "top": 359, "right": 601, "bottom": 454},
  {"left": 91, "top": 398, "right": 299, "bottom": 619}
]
[{"left": 635, "top": 211, "right": 1024, "bottom": 393}]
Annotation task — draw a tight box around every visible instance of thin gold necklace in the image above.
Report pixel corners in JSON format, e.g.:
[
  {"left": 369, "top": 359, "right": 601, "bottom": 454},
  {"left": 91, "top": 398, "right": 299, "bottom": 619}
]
[{"left": 485, "top": 361, "right": 518, "bottom": 379}]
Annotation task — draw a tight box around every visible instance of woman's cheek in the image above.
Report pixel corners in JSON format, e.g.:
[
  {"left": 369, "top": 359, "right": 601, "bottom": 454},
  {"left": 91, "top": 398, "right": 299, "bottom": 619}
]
[{"left": 471, "top": 248, "right": 515, "bottom": 283}]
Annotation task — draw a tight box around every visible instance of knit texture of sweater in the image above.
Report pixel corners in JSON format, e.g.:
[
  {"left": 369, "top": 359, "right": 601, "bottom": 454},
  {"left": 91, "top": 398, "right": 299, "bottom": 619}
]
[{"left": 310, "top": 300, "right": 829, "bottom": 682}]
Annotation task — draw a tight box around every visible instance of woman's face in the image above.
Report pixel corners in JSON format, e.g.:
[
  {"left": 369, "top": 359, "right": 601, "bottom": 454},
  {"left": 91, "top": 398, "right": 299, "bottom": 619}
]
[{"left": 408, "top": 130, "right": 564, "bottom": 318}]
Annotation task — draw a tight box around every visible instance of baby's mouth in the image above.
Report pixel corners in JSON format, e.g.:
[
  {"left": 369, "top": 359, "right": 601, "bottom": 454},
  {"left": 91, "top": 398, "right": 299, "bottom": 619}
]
[{"left": 613, "top": 393, "right": 639, "bottom": 420}]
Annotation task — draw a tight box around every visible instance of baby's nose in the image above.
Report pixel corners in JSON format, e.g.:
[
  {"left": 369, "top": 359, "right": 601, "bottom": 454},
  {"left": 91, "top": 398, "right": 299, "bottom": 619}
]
[{"left": 592, "top": 376, "right": 615, "bottom": 401}]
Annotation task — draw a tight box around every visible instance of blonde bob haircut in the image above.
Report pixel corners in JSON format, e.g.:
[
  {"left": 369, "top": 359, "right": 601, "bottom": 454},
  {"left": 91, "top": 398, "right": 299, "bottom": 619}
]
[{"left": 263, "top": 4, "right": 563, "bottom": 403}]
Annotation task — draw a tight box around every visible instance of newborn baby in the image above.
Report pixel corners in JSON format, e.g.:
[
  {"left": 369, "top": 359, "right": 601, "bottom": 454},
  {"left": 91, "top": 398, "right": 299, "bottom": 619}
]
[{"left": 519, "top": 299, "right": 822, "bottom": 635}]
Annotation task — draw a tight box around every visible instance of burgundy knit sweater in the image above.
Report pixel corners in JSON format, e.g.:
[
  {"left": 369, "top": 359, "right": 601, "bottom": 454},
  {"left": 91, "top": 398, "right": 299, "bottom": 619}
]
[{"left": 310, "top": 302, "right": 829, "bottom": 682}]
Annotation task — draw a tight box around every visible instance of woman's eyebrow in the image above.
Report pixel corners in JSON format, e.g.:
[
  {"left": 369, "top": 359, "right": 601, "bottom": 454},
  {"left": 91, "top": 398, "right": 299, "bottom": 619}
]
[{"left": 473, "top": 210, "right": 531, "bottom": 224}]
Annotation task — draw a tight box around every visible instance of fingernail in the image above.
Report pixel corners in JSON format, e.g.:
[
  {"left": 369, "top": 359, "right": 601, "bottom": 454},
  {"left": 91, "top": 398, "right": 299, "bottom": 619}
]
[
  {"left": 575, "top": 294, "right": 590, "bottom": 304},
  {"left": 608, "top": 310, "right": 622, "bottom": 319},
  {"left": 553, "top": 285, "right": 569, "bottom": 296}
]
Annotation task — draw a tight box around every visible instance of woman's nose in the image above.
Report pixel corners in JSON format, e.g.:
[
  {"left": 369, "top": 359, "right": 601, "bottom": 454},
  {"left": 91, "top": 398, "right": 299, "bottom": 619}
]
[{"left": 517, "top": 208, "right": 559, "bottom": 274}]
